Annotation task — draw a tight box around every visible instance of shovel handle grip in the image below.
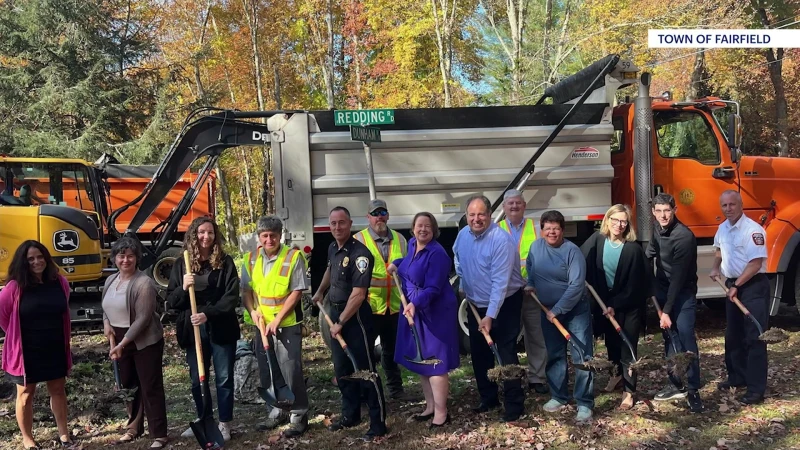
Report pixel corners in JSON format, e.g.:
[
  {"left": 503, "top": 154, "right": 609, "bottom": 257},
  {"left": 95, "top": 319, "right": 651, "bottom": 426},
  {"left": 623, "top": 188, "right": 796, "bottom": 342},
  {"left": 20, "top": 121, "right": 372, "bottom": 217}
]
[
  {"left": 467, "top": 301, "right": 495, "bottom": 346},
  {"left": 530, "top": 292, "right": 571, "bottom": 340},
  {"left": 585, "top": 282, "right": 622, "bottom": 332},
  {"left": 184, "top": 251, "right": 206, "bottom": 382},
  {"left": 316, "top": 300, "right": 349, "bottom": 350},
  {"left": 391, "top": 273, "right": 415, "bottom": 327},
  {"left": 714, "top": 278, "right": 751, "bottom": 316},
  {"left": 258, "top": 316, "right": 270, "bottom": 351}
]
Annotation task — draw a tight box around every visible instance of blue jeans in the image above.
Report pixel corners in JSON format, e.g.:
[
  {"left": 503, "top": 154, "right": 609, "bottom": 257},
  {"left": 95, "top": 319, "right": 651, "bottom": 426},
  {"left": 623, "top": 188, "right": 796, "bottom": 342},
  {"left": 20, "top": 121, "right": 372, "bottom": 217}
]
[
  {"left": 540, "top": 299, "right": 594, "bottom": 408},
  {"left": 657, "top": 288, "right": 701, "bottom": 392},
  {"left": 186, "top": 324, "right": 236, "bottom": 422}
]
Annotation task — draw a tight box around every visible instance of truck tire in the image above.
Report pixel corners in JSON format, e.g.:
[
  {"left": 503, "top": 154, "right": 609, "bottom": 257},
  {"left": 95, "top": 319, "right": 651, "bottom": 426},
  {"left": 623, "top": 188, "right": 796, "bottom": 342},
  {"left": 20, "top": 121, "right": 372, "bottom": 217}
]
[{"left": 150, "top": 246, "right": 183, "bottom": 289}]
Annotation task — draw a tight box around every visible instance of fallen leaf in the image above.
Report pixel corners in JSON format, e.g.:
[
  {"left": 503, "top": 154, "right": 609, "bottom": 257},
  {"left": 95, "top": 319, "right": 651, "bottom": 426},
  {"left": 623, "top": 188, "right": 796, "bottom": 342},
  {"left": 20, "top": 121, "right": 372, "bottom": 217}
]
[
  {"left": 268, "top": 434, "right": 281, "bottom": 444},
  {"left": 535, "top": 443, "right": 545, "bottom": 450},
  {"left": 719, "top": 404, "right": 730, "bottom": 413}
]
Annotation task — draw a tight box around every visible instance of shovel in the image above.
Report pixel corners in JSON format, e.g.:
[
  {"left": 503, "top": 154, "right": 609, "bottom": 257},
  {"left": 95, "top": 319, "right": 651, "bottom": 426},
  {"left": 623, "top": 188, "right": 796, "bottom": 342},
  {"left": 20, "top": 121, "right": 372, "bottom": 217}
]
[
  {"left": 584, "top": 282, "right": 642, "bottom": 371},
  {"left": 105, "top": 335, "right": 137, "bottom": 401},
  {"left": 391, "top": 273, "right": 442, "bottom": 366},
  {"left": 714, "top": 278, "right": 788, "bottom": 343},
  {"left": 256, "top": 316, "right": 295, "bottom": 409},
  {"left": 650, "top": 297, "right": 696, "bottom": 377},
  {"left": 529, "top": 293, "right": 612, "bottom": 373},
  {"left": 184, "top": 251, "right": 225, "bottom": 449},
  {"left": 467, "top": 301, "right": 526, "bottom": 381},
  {"left": 314, "top": 300, "right": 375, "bottom": 381}
]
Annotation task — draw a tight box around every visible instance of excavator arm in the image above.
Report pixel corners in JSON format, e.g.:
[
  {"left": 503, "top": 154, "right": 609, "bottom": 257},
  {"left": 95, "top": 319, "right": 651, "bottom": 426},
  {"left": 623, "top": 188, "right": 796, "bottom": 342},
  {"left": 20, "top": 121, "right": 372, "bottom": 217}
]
[{"left": 109, "top": 108, "right": 301, "bottom": 268}]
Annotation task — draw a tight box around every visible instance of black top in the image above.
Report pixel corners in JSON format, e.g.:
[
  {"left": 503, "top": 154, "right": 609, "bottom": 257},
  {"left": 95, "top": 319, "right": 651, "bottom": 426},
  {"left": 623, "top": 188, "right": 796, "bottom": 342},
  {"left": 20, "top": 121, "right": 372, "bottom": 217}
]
[
  {"left": 645, "top": 218, "right": 698, "bottom": 314},
  {"left": 167, "top": 255, "right": 241, "bottom": 349},
  {"left": 20, "top": 280, "right": 68, "bottom": 383},
  {"left": 327, "top": 238, "right": 374, "bottom": 304},
  {"left": 581, "top": 232, "right": 654, "bottom": 312}
]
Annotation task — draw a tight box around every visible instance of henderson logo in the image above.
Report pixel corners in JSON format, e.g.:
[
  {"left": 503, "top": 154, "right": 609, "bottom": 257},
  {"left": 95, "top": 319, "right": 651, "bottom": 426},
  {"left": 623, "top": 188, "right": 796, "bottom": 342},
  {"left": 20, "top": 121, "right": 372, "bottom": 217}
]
[{"left": 570, "top": 147, "right": 600, "bottom": 159}]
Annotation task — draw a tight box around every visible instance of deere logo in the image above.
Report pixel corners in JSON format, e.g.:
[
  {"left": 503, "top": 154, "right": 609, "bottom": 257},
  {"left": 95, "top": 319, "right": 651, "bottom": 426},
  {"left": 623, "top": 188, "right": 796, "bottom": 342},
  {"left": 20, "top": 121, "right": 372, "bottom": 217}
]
[{"left": 54, "top": 230, "right": 80, "bottom": 253}]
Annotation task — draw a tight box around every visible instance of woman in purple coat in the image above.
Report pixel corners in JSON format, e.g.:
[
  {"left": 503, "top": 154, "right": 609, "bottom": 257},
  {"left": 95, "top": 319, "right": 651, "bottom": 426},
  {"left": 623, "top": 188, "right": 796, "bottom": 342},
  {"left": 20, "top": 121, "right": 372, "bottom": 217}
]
[{"left": 388, "top": 212, "right": 459, "bottom": 428}]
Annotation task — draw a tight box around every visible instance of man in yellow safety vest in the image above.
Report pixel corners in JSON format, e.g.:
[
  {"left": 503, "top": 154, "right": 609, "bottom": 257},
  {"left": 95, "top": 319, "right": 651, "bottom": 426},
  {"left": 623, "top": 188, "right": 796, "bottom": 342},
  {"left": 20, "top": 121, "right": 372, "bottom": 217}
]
[
  {"left": 500, "top": 189, "right": 548, "bottom": 395},
  {"left": 354, "top": 199, "right": 408, "bottom": 399},
  {"left": 241, "top": 215, "right": 310, "bottom": 436}
]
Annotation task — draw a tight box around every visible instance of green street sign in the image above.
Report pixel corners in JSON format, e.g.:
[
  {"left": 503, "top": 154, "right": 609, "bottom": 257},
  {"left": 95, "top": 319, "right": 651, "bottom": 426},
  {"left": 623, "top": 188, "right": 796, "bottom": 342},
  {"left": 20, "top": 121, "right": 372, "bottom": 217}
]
[
  {"left": 334, "top": 109, "right": 395, "bottom": 126},
  {"left": 350, "top": 125, "right": 381, "bottom": 143}
]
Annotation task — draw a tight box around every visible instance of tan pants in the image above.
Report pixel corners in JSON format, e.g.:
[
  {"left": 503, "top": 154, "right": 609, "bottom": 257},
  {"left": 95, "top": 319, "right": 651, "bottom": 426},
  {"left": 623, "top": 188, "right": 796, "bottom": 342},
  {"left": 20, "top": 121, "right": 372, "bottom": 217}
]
[{"left": 521, "top": 298, "right": 547, "bottom": 384}]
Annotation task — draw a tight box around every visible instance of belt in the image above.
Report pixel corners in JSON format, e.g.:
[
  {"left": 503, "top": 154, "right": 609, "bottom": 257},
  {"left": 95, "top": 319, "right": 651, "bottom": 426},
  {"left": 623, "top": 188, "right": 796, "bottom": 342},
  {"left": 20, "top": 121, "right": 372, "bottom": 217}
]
[
  {"left": 329, "top": 302, "right": 348, "bottom": 312},
  {"left": 726, "top": 273, "right": 767, "bottom": 288}
]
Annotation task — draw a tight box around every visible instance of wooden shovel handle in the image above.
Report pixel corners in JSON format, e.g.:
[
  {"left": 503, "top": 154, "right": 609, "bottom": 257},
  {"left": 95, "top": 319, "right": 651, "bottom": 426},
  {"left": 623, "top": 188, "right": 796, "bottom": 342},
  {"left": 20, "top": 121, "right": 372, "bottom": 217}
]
[
  {"left": 466, "top": 301, "right": 495, "bottom": 346},
  {"left": 259, "top": 315, "right": 270, "bottom": 351},
  {"left": 529, "top": 292, "right": 571, "bottom": 340},
  {"left": 650, "top": 296, "right": 664, "bottom": 317},
  {"left": 585, "top": 282, "right": 624, "bottom": 333},
  {"left": 315, "top": 300, "right": 350, "bottom": 350},
  {"left": 183, "top": 250, "right": 206, "bottom": 382},
  {"left": 391, "top": 272, "right": 415, "bottom": 327},
  {"left": 714, "top": 278, "right": 752, "bottom": 316}
]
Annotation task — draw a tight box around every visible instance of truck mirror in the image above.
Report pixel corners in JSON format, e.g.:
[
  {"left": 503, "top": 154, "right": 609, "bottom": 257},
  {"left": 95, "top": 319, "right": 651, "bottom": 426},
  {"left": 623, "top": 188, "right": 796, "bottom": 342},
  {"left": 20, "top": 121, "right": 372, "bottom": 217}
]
[{"left": 727, "top": 113, "right": 742, "bottom": 162}]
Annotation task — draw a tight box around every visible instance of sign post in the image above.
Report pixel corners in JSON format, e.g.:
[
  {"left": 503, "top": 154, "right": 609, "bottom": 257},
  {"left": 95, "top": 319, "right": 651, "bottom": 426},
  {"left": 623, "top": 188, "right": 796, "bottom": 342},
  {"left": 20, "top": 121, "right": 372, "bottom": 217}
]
[{"left": 341, "top": 113, "right": 390, "bottom": 201}]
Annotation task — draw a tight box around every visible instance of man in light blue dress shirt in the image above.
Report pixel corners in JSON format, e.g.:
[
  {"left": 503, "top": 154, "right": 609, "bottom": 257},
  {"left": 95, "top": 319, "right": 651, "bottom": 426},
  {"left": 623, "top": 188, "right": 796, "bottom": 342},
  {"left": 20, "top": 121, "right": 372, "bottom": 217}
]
[{"left": 454, "top": 194, "right": 526, "bottom": 421}]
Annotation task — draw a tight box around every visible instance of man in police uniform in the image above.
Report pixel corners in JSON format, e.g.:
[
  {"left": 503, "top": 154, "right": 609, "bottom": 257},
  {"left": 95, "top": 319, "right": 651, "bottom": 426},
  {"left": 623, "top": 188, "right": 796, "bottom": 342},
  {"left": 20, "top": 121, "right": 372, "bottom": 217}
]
[
  {"left": 241, "top": 216, "right": 310, "bottom": 436},
  {"left": 710, "top": 190, "right": 769, "bottom": 405},
  {"left": 499, "top": 189, "right": 547, "bottom": 394},
  {"left": 353, "top": 199, "right": 408, "bottom": 399},
  {"left": 313, "top": 206, "right": 387, "bottom": 441}
]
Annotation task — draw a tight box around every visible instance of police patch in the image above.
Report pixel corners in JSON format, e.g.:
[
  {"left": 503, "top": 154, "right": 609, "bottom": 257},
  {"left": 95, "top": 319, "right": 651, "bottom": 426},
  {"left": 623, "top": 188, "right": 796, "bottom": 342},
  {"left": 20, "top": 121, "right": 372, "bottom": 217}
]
[
  {"left": 356, "top": 256, "right": 369, "bottom": 274},
  {"left": 752, "top": 232, "right": 765, "bottom": 246}
]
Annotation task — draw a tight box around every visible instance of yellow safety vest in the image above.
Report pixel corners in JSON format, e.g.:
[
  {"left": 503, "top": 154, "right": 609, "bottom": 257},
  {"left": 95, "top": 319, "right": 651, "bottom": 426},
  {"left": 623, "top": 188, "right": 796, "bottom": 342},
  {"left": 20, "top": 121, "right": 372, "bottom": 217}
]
[
  {"left": 356, "top": 229, "right": 406, "bottom": 315},
  {"left": 244, "top": 245, "right": 303, "bottom": 328},
  {"left": 499, "top": 218, "right": 537, "bottom": 279}
]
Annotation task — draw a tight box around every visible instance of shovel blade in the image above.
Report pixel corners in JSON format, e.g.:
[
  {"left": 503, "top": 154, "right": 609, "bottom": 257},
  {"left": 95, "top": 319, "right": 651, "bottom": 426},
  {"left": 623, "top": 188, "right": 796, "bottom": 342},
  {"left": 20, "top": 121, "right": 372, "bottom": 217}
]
[{"left": 190, "top": 416, "right": 225, "bottom": 449}]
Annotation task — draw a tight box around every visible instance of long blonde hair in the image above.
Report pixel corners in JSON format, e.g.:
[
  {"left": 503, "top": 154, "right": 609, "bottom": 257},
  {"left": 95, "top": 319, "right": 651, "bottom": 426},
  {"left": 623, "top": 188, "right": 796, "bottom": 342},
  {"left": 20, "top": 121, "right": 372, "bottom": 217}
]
[
  {"left": 184, "top": 217, "right": 226, "bottom": 273},
  {"left": 599, "top": 204, "right": 637, "bottom": 242}
]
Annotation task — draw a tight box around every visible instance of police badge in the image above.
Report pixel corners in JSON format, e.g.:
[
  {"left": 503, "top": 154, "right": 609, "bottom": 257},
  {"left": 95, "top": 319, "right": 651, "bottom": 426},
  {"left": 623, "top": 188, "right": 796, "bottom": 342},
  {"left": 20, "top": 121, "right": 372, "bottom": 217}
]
[
  {"left": 356, "top": 256, "right": 369, "bottom": 274},
  {"left": 343, "top": 256, "right": 350, "bottom": 267}
]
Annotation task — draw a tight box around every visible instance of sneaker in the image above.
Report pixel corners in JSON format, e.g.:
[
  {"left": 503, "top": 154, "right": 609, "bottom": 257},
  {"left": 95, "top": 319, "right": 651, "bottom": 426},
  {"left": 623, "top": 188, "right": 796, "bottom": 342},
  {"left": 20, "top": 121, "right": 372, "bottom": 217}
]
[
  {"left": 218, "top": 422, "right": 231, "bottom": 442},
  {"left": 687, "top": 391, "right": 704, "bottom": 413},
  {"left": 257, "top": 412, "right": 289, "bottom": 431},
  {"left": 180, "top": 427, "right": 194, "bottom": 438},
  {"left": 653, "top": 385, "right": 687, "bottom": 401},
  {"left": 543, "top": 399, "right": 566, "bottom": 413},
  {"left": 575, "top": 406, "right": 593, "bottom": 423}
]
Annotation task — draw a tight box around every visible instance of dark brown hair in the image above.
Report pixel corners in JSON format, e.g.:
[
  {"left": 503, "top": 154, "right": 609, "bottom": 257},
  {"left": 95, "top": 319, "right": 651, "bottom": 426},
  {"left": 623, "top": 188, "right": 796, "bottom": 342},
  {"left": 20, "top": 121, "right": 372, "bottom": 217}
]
[
  {"left": 6, "top": 240, "right": 60, "bottom": 290},
  {"left": 412, "top": 212, "right": 440, "bottom": 239},
  {"left": 540, "top": 210, "right": 566, "bottom": 230}
]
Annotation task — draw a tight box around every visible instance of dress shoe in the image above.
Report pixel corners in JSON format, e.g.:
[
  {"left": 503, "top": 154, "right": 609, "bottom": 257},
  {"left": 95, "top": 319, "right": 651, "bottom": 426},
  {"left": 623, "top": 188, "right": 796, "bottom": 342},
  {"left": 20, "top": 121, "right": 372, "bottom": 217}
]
[
  {"left": 327, "top": 418, "right": 361, "bottom": 432},
  {"left": 500, "top": 412, "right": 522, "bottom": 422},
  {"left": 429, "top": 414, "right": 451, "bottom": 429},
  {"left": 528, "top": 382, "right": 548, "bottom": 394},
  {"left": 284, "top": 414, "right": 309, "bottom": 438},
  {"left": 471, "top": 402, "right": 500, "bottom": 413},
  {"left": 739, "top": 393, "right": 764, "bottom": 405},
  {"left": 360, "top": 425, "right": 388, "bottom": 442},
  {"left": 413, "top": 411, "right": 434, "bottom": 421},
  {"left": 687, "top": 391, "right": 704, "bottom": 413},
  {"left": 717, "top": 380, "right": 746, "bottom": 391}
]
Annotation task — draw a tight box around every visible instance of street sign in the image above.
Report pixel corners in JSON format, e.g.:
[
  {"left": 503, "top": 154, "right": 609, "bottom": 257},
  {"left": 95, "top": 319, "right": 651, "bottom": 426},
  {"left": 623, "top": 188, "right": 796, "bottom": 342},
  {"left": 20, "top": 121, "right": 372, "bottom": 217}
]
[
  {"left": 334, "top": 109, "right": 395, "bottom": 126},
  {"left": 350, "top": 125, "right": 381, "bottom": 143}
]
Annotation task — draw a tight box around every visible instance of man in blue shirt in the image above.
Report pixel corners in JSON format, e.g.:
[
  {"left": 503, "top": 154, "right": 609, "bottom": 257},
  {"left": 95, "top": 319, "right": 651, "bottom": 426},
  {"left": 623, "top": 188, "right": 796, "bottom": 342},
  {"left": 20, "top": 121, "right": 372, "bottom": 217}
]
[
  {"left": 524, "top": 210, "right": 593, "bottom": 423},
  {"left": 454, "top": 195, "right": 526, "bottom": 421}
]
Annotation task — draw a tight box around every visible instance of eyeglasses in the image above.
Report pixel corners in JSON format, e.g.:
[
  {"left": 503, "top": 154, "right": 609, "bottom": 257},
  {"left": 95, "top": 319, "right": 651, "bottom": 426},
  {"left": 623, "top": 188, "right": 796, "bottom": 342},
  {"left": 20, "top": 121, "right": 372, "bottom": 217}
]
[
  {"left": 609, "top": 218, "right": 628, "bottom": 226},
  {"left": 369, "top": 210, "right": 388, "bottom": 217}
]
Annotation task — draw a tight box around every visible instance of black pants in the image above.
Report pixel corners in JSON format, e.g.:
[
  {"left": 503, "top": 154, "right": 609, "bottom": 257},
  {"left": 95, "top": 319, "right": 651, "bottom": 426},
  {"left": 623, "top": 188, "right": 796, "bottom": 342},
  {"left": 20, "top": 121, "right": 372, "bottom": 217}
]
[
  {"left": 725, "top": 274, "right": 769, "bottom": 396},
  {"left": 603, "top": 306, "right": 644, "bottom": 393},
  {"left": 466, "top": 289, "right": 524, "bottom": 417},
  {"left": 329, "top": 301, "right": 387, "bottom": 432},
  {"left": 371, "top": 312, "right": 402, "bottom": 395}
]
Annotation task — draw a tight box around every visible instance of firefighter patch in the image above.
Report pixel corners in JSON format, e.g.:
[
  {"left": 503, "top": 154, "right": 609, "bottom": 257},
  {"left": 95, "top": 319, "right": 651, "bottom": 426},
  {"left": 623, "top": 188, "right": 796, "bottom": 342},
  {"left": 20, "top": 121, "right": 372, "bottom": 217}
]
[
  {"left": 356, "top": 256, "right": 369, "bottom": 274},
  {"left": 752, "top": 232, "right": 765, "bottom": 246}
]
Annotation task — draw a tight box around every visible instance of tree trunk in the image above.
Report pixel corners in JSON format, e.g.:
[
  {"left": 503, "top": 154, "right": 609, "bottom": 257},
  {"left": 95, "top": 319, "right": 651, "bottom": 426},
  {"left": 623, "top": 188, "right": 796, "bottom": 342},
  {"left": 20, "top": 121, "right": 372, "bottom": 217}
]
[
  {"left": 542, "top": 0, "right": 553, "bottom": 82},
  {"left": 274, "top": 66, "right": 282, "bottom": 109},
  {"left": 215, "top": 163, "right": 238, "bottom": 245},
  {"left": 210, "top": 12, "right": 237, "bottom": 104},
  {"left": 261, "top": 146, "right": 273, "bottom": 215},
  {"left": 324, "top": 0, "right": 336, "bottom": 108},
  {"left": 687, "top": 49, "right": 705, "bottom": 101},
  {"left": 243, "top": 0, "right": 266, "bottom": 111},
  {"left": 547, "top": 0, "right": 571, "bottom": 84},
  {"left": 431, "top": 0, "right": 454, "bottom": 107},
  {"left": 755, "top": 4, "right": 789, "bottom": 156},
  {"left": 193, "top": 1, "right": 212, "bottom": 103},
  {"left": 239, "top": 148, "right": 256, "bottom": 222},
  {"left": 508, "top": 0, "right": 526, "bottom": 103}
]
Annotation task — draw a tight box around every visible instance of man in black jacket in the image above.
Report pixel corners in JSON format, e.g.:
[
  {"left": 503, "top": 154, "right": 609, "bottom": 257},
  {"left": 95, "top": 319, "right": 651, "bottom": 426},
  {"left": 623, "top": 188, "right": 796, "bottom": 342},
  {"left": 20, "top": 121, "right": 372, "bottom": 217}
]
[{"left": 645, "top": 193, "right": 704, "bottom": 413}]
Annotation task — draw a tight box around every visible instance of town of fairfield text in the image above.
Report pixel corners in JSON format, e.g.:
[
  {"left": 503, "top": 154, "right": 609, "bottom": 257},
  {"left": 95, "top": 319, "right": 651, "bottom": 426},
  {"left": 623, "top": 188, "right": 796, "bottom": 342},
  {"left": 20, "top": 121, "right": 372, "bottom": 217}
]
[{"left": 648, "top": 29, "right": 800, "bottom": 48}]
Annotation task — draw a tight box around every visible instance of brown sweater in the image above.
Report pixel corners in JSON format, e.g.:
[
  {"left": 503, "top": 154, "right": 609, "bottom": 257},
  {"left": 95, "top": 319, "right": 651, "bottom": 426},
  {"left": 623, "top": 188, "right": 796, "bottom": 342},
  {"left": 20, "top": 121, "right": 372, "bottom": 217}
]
[{"left": 102, "top": 270, "right": 163, "bottom": 350}]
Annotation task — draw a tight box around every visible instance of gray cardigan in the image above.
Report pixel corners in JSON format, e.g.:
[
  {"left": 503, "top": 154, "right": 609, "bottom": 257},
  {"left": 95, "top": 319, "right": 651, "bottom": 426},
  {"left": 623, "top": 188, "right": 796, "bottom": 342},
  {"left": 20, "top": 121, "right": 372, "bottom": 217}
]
[{"left": 102, "top": 270, "right": 164, "bottom": 350}]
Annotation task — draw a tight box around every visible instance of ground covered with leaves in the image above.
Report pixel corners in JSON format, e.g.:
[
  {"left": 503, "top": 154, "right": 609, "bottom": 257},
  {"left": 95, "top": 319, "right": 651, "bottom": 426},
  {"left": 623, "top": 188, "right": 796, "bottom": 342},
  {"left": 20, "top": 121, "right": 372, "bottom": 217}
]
[{"left": 2, "top": 303, "right": 800, "bottom": 450}]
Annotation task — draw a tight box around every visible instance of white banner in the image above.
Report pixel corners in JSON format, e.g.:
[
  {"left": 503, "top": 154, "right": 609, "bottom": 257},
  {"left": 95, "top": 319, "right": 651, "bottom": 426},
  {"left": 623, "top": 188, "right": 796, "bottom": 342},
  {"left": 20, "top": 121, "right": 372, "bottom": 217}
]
[{"left": 648, "top": 29, "right": 800, "bottom": 48}]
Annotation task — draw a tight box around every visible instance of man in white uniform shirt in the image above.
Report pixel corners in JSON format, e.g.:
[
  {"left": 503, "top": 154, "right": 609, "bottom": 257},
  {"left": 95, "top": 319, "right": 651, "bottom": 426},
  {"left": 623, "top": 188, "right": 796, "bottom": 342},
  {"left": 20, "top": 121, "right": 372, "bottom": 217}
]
[{"left": 710, "top": 190, "right": 769, "bottom": 405}]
